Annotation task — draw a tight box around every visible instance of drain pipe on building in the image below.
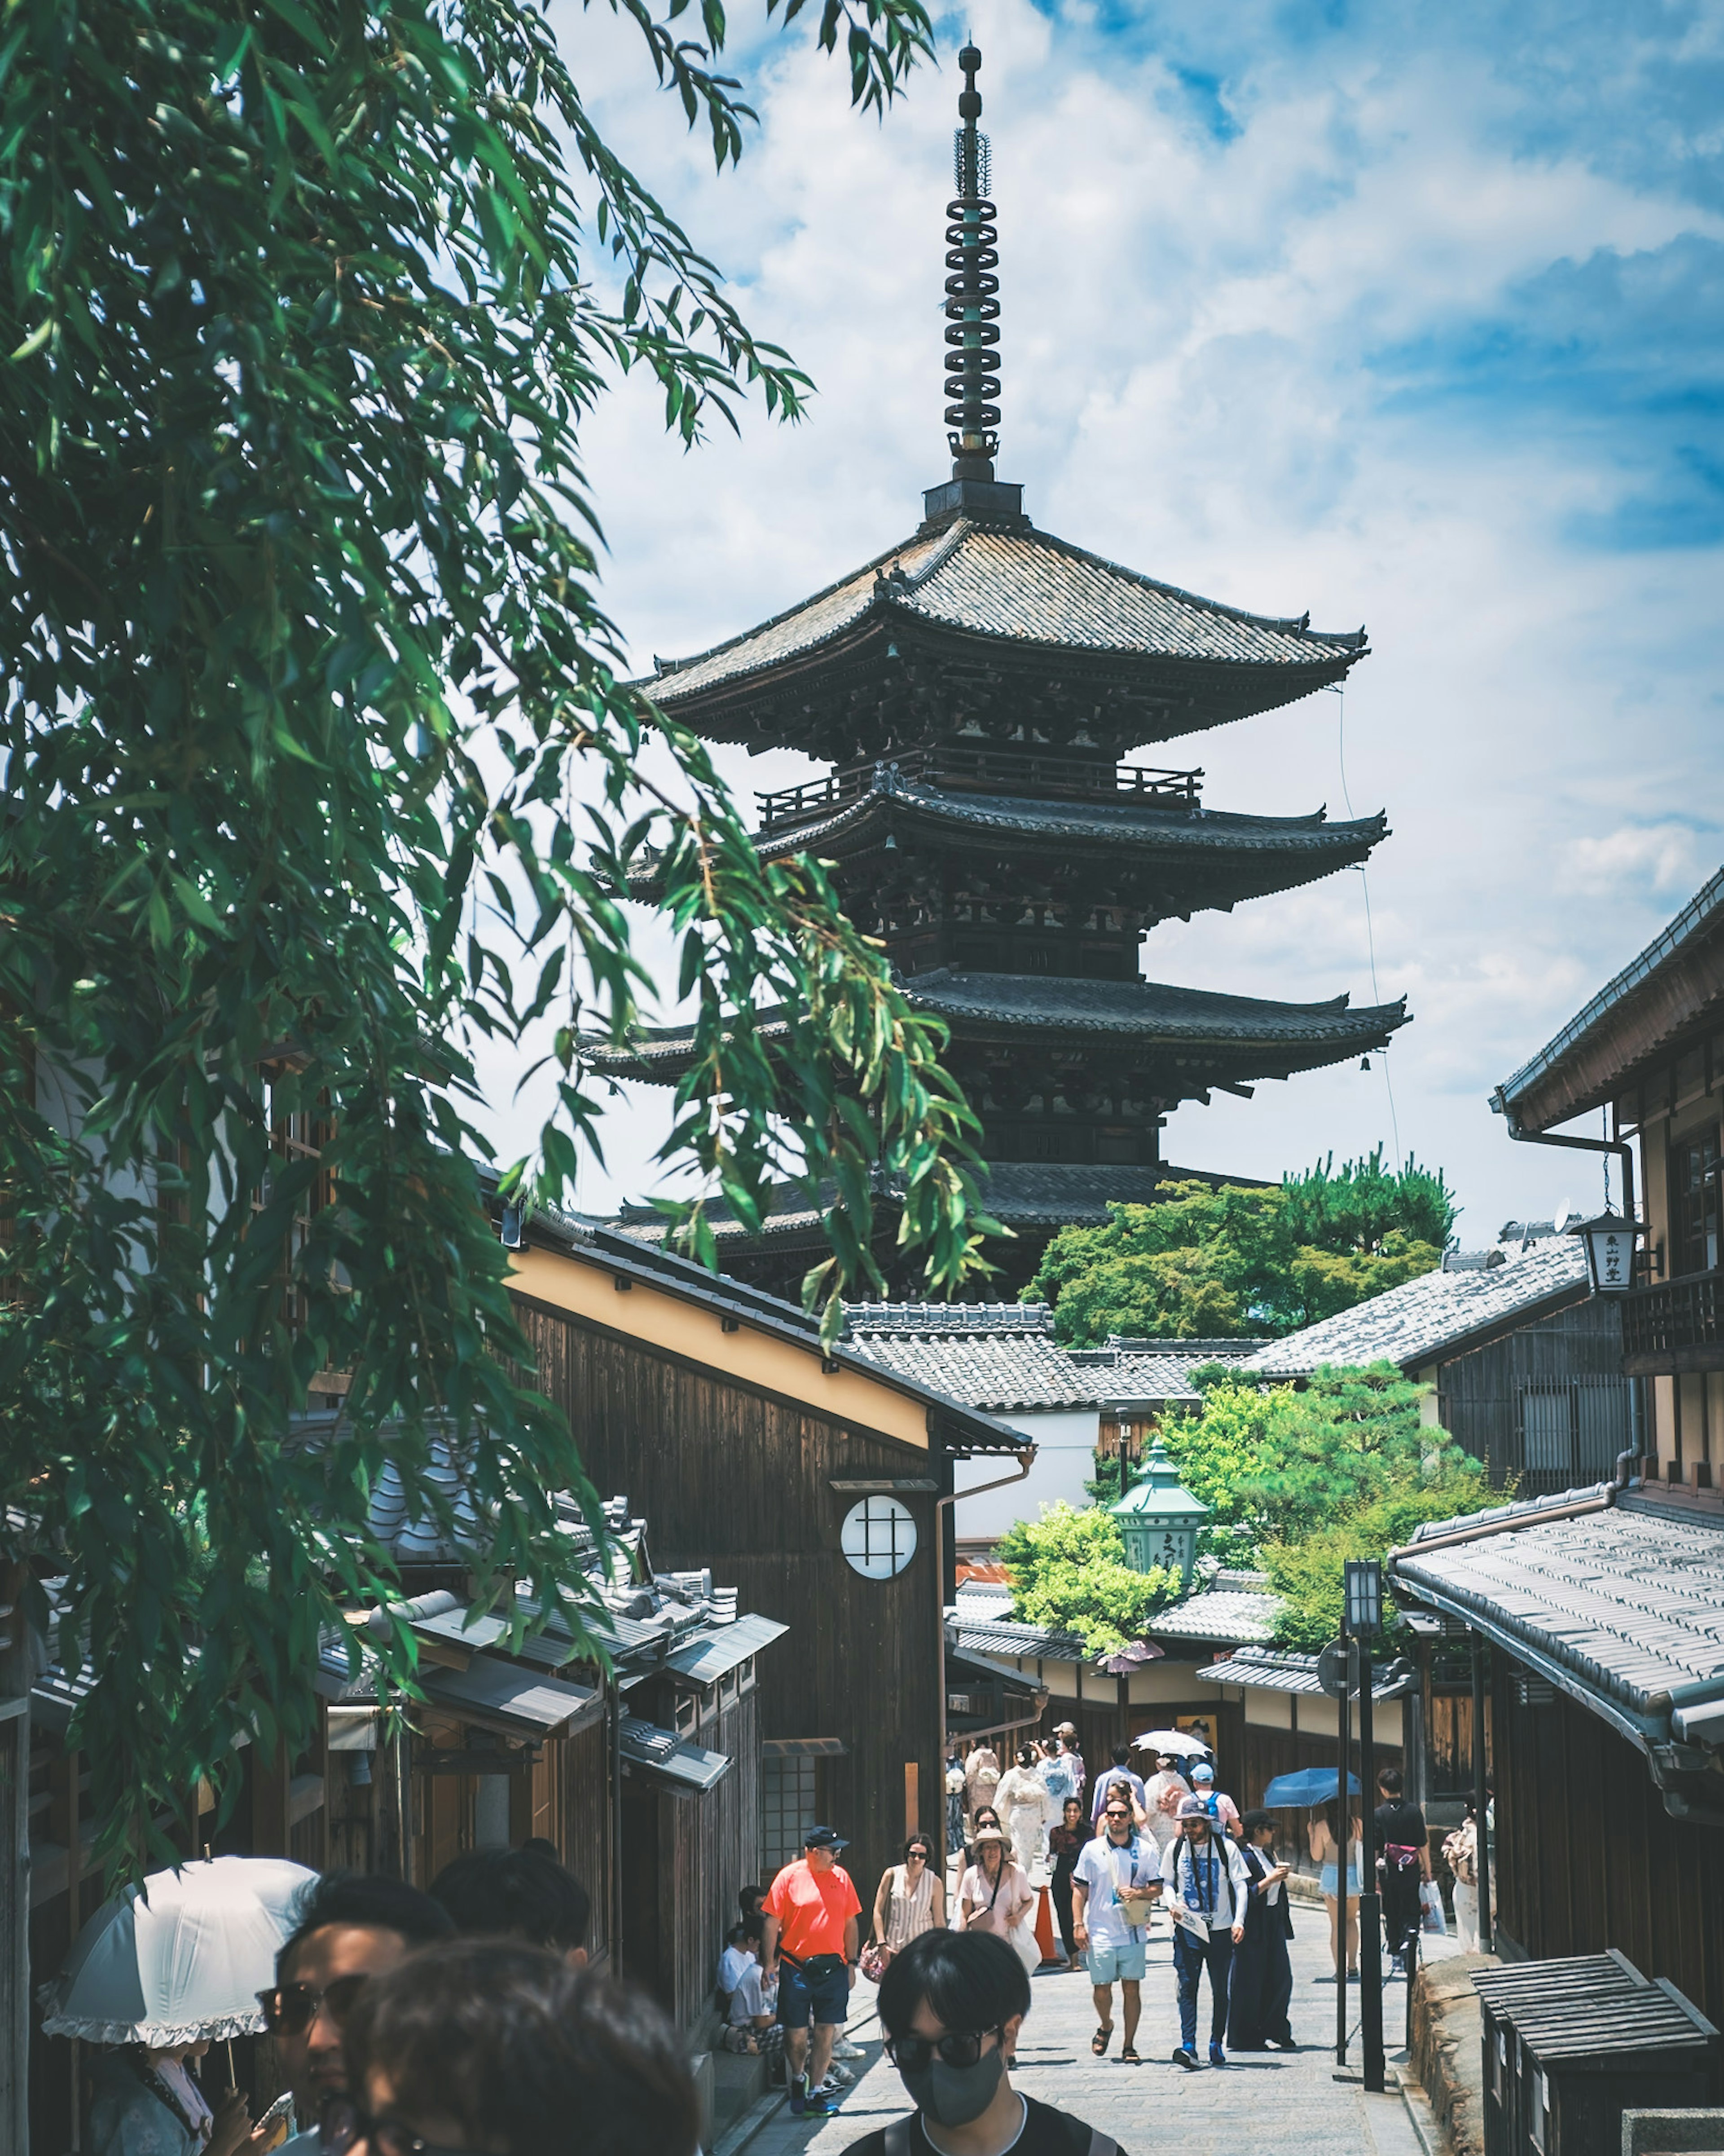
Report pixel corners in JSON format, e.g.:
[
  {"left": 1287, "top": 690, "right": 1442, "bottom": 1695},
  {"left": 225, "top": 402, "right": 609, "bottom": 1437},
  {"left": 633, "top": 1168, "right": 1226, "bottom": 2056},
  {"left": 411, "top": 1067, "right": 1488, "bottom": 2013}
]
[{"left": 936, "top": 1449, "right": 1035, "bottom": 1779}]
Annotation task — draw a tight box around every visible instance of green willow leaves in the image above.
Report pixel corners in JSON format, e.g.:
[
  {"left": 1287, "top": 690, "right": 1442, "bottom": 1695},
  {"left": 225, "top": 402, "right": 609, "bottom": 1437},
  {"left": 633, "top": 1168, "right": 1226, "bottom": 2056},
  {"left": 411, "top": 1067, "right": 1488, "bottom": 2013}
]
[{"left": 0, "top": 0, "right": 985, "bottom": 1874}]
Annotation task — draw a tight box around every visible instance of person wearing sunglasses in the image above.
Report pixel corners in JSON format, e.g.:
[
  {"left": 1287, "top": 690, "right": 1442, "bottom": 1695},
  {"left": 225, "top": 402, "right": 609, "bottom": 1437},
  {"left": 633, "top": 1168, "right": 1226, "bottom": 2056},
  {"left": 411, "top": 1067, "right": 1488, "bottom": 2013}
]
[
  {"left": 1071, "top": 1797, "right": 1160, "bottom": 2065},
  {"left": 847, "top": 1929, "right": 1123, "bottom": 2156},
  {"left": 261, "top": 1873, "right": 453, "bottom": 2154},
  {"left": 327, "top": 1939, "right": 698, "bottom": 2156}
]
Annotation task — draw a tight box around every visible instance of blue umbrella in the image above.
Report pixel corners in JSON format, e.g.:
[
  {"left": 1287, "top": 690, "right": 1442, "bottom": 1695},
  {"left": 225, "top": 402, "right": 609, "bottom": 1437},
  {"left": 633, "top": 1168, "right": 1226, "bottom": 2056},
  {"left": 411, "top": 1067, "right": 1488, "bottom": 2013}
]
[{"left": 1262, "top": 1768, "right": 1362, "bottom": 1808}]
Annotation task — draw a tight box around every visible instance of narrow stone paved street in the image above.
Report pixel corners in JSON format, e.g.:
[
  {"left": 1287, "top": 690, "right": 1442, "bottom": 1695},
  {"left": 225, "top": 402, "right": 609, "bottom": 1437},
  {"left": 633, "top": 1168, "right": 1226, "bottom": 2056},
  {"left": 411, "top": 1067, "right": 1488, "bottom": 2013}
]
[{"left": 736, "top": 1899, "right": 1443, "bottom": 2156}]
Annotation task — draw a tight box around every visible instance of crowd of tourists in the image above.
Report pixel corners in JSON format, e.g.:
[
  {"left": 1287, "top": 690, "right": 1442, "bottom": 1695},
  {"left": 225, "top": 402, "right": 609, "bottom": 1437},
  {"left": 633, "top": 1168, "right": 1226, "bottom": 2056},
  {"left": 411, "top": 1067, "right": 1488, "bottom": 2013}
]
[{"left": 87, "top": 1734, "right": 1452, "bottom": 2156}]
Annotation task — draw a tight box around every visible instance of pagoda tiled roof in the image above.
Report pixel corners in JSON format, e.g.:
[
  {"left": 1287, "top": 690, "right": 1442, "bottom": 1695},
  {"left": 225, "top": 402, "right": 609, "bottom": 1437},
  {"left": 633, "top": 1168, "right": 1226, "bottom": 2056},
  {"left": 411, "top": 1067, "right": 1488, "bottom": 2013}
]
[
  {"left": 611, "top": 1162, "right": 1249, "bottom": 1248},
  {"left": 590, "top": 973, "right": 1406, "bottom": 1079},
  {"left": 586, "top": 979, "right": 1405, "bottom": 1095},
  {"left": 752, "top": 772, "right": 1388, "bottom": 865},
  {"left": 644, "top": 516, "right": 1365, "bottom": 710},
  {"left": 896, "top": 969, "right": 1408, "bottom": 1049}
]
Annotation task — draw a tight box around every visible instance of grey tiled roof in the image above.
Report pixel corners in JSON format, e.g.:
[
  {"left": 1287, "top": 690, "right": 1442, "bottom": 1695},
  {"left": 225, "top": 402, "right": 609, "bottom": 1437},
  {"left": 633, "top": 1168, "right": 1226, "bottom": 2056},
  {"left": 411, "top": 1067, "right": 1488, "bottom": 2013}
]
[
  {"left": 1242, "top": 1232, "right": 1590, "bottom": 1377},
  {"left": 973, "top": 1164, "right": 1214, "bottom": 1227},
  {"left": 950, "top": 1575, "right": 1283, "bottom": 1658},
  {"left": 848, "top": 1329, "right": 1104, "bottom": 1411},
  {"left": 646, "top": 518, "right": 1366, "bottom": 705},
  {"left": 1098, "top": 1354, "right": 1205, "bottom": 1406},
  {"left": 592, "top": 973, "right": 1407, "bottom": 1071},
  {"left": 1390, "top": 1490, "right": 1724, "bottom": 1731},
  {"left": 1194, "top": 1643, "right": 1412, "bottom": 1699},
  {"left": 950, "top": 1611, "right": 1091, "bottom": 1661},
  {"left": 1147, "top": 1585, "right": 1282, "bottom": 1645},
  {"left": 844, "top": 1299, "right": 1209, "bottom": 1412},
  {"left": 753, "top": 772, "right": 1386, "bottom": 867}
]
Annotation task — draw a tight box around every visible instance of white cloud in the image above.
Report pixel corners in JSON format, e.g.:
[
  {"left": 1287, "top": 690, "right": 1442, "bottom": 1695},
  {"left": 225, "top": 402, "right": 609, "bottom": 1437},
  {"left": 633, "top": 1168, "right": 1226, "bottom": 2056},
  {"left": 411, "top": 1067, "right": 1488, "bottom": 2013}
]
[{"left": 1558, "top": 821, "right": 1717, "bottom": 899}]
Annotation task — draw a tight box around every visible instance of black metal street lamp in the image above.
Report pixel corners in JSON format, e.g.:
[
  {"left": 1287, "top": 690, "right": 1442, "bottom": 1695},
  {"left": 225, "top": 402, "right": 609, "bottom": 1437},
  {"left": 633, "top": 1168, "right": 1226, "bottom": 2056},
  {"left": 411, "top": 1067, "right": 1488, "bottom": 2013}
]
[
  {"left": 1345, "top": 1558, "right": 1384, "bottom": 1635},
  {"left": 1344, "top": 1560, "right": 1386, "bottom": 2093}
]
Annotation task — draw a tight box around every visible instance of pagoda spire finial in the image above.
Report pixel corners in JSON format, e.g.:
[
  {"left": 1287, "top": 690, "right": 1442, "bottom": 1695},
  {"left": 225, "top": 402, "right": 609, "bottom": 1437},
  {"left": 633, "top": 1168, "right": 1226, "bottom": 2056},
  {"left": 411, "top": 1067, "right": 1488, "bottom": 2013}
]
[{"left": 945, "top": 44, "right": 1001, "bottom": 483}]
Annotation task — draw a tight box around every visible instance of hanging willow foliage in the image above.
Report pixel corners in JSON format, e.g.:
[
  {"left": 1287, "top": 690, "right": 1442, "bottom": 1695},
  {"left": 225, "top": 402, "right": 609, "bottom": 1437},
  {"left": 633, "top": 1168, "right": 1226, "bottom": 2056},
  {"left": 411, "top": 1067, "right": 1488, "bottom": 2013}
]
[{"left": 0, "top": 0, "right": 994, "bottom": 1875}]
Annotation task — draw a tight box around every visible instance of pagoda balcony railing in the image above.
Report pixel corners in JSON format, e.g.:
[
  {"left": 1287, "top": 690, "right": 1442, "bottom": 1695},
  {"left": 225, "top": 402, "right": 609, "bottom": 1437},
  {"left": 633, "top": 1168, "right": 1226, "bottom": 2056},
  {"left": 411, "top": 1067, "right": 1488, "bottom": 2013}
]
[
  {"left": 756, "top": 747, "right": 1203, "bottom": 832},
  {"left": 1622, "top": 1269, "right": 1724, "bottom": 1374}
]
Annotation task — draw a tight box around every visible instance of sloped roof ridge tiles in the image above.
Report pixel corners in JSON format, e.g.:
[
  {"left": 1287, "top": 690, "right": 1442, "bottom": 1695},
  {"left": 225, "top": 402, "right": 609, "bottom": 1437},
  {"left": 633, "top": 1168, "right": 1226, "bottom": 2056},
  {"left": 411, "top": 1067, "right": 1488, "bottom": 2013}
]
[
  {"left": 845, "top": 1300, "right": 1054, "bottom": 1333},
  {"left": 931, "top": 521, "right": 1370, "bottom": 647},
  {"left": 643, "top": 525, "right": 947, "bottom": 687}
]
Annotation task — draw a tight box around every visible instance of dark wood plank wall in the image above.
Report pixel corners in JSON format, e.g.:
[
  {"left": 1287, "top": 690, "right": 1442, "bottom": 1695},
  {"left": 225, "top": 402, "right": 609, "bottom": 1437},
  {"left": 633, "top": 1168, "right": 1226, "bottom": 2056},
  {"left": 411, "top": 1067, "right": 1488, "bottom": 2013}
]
[
  {"left": 1437, "top": 1301, "right": 1627, "bottom": 1483},
  {"left": 1426, "top": 1689, "right": 1491, "bottom": 1799},
  {"left": 513, "top": 1296, "right": 944, "bottom": 1910},
  {"left": 552, "top": 1715, "right": 612, "bottom": 1965},
  {"left": 653, "top": 1689, "right": 762, "bottom": 2031},
  {"left": 1494, "top": 1656, "right": 1724, "bottom": 2027}
]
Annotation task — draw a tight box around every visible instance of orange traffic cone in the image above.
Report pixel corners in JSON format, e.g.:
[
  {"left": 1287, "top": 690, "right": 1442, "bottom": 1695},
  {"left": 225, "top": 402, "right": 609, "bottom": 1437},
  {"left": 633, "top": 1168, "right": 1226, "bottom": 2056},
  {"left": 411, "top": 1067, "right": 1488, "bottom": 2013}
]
[{"left": 1034, "top": 1882, "right": 1059, "bottom": 1966}]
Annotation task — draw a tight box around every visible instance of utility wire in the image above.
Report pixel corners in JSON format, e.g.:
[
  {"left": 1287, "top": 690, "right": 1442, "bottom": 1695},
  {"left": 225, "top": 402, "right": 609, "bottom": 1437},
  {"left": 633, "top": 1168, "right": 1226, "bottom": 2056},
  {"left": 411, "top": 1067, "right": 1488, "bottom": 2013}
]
[{"left": 1333, "top": 683, "right": 1403, "bottom": 1170}]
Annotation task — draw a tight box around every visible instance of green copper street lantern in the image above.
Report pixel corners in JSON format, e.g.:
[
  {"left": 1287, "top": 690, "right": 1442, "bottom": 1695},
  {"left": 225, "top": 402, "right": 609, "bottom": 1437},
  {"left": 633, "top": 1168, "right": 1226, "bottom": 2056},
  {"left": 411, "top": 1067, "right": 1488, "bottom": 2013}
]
[{"left": 1109, "top": 1439, "right": 1210, "bottom": 1591}]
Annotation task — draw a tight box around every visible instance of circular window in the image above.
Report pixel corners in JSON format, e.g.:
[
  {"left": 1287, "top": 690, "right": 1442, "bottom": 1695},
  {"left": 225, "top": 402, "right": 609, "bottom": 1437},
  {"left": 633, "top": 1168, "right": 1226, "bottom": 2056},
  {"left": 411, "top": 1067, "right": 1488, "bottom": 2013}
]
[{"left": 840, "top": 1496, "right": 918, "bottom": 1580}]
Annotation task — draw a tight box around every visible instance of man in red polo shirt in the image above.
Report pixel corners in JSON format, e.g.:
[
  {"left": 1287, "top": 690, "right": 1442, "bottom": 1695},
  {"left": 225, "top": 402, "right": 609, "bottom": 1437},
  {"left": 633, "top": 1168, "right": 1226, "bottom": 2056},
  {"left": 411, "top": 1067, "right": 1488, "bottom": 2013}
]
[{"left": 760, "top": 1825, "right": 862, "bottom": 2118}]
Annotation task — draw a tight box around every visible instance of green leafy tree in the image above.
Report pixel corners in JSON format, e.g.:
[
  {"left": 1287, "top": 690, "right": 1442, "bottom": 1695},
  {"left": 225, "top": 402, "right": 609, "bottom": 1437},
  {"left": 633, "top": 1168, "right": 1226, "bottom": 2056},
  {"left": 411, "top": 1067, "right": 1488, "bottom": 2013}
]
[
  {"left": 1283, "top": 1147, "right": 1457, "bottom": 1255},
  {"left": 1156, "top": 1362, "right": 1483, "bottom": 1546},
  {"left": 1029, "top": 1160, "right": 1452, "bottom": 1344},
  {"left": 1262, "top": 1477, "right": 1491, "bottom": 1651},
  {"left": 1150, "top": 1362, "right": 1495, "bottom": 1641},
  {"left": 997, "top": 1503, "right": 1181, "bottom": 1655},
  {"left": 0, "top": 0, "right": 973, "bottom": 1875}
]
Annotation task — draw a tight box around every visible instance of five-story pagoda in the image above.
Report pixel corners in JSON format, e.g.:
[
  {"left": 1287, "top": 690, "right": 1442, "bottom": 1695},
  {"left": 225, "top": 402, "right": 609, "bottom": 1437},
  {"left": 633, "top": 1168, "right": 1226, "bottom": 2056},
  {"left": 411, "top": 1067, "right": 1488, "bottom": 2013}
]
[{"left": 601, "top": 48, "right": 1407, "bottom": 1296}]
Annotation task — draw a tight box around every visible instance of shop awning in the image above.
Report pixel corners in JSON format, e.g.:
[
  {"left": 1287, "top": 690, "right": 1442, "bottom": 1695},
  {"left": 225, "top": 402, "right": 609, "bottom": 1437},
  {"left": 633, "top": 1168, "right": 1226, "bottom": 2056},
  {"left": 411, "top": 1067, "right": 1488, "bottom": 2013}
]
[
  {"left": 419, "top": 1654, "right": 603, "bottom": 1742},
  {"left": 664, "top": 1614, "right": 789, "bottom": 1686},
  {"left": 618, "top": 1716, "right": 732, "bottom": 1793}
]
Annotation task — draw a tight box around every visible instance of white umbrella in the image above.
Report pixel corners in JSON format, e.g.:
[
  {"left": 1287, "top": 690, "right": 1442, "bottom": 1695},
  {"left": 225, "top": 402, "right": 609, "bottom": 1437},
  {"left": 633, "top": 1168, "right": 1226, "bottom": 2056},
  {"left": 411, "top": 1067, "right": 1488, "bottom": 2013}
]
[
  {"left": 1131, "top": 1728, "right": 1213, "bottom": 1758},
  {"left": 40, "top": 1854, "right": 317, "bottom": 2045}
]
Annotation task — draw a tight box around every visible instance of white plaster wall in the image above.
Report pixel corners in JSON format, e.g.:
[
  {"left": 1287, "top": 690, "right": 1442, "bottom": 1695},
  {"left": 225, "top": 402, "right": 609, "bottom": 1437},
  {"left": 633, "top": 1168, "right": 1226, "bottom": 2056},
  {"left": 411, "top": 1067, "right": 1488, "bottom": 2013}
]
[{"left": 954, "top": 1408, "right": 1099, "bottom": 1544}]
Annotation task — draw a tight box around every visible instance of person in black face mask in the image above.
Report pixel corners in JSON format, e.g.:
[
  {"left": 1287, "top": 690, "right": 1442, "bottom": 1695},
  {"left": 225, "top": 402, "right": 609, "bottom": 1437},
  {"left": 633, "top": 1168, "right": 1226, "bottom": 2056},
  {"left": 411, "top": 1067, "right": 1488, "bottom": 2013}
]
[{"left": 849, "top": 1930, "right": 1126, "bottom": 2156}]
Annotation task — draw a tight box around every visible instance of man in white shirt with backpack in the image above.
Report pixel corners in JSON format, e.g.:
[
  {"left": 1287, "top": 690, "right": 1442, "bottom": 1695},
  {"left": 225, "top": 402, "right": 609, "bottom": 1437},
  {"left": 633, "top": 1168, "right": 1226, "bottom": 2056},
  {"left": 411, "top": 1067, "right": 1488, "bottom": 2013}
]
[{"left": 1163, "top": 1794, "right": 1251, "bottom": 2070}]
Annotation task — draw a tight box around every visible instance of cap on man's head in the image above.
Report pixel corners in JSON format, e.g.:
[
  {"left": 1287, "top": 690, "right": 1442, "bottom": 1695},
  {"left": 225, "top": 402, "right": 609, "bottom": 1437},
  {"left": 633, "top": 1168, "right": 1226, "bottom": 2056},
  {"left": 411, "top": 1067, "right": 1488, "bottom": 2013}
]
[
  {"left": 1190, "top": 1761, "right": 1214, "bottom": 1782},
  {"left": 1176, "top": 1795, "right": 1212, "bottom": 1820},
  {"left": 1054, "top": 1721, "right": 1077, "bottom": 1736},
  {"left": 803, "top": 1825, "right": 849, "bottom": 1851}
]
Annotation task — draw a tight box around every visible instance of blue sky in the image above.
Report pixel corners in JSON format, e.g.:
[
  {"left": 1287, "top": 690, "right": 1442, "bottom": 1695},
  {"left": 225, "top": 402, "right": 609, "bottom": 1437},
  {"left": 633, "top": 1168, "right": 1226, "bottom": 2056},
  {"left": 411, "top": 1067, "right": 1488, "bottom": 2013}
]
[{"left": 478, "top": 0, "right": 1724, "bottom": 1248}]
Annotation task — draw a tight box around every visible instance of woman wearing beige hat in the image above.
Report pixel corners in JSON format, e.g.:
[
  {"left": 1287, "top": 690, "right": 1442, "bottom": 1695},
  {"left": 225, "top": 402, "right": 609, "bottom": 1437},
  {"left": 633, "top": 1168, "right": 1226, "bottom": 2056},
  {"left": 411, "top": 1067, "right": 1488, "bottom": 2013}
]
[{"left": 954, "top": 1827, "right": 1034, "bottom": 1955}]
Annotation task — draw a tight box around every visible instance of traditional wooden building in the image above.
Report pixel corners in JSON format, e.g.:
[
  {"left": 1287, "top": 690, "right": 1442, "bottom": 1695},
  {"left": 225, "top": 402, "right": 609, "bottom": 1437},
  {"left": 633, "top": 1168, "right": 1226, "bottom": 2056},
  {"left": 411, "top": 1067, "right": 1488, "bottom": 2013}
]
[
  {"left": 1390, "top": 1483, "right": 1724, "bottom": 2023},
  {"left": 1492, "top": 862, "right": 1724, "bottom": 1489},
  {"left": 497, "top": 1205, "right": 1030, "bottom": 1903},
  {"left": 595, "top": 49, "right": 1406, "bottom": 1296},
  {"left": 310, "top": 1490, "right": 786, "bottom": 2036},
  {"left": 1243, "top": 1222, "right": 1632, "bottom": 1492},
  {"left": 1375, "top": 890, "right": 1724, "bottom": 2019}
]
